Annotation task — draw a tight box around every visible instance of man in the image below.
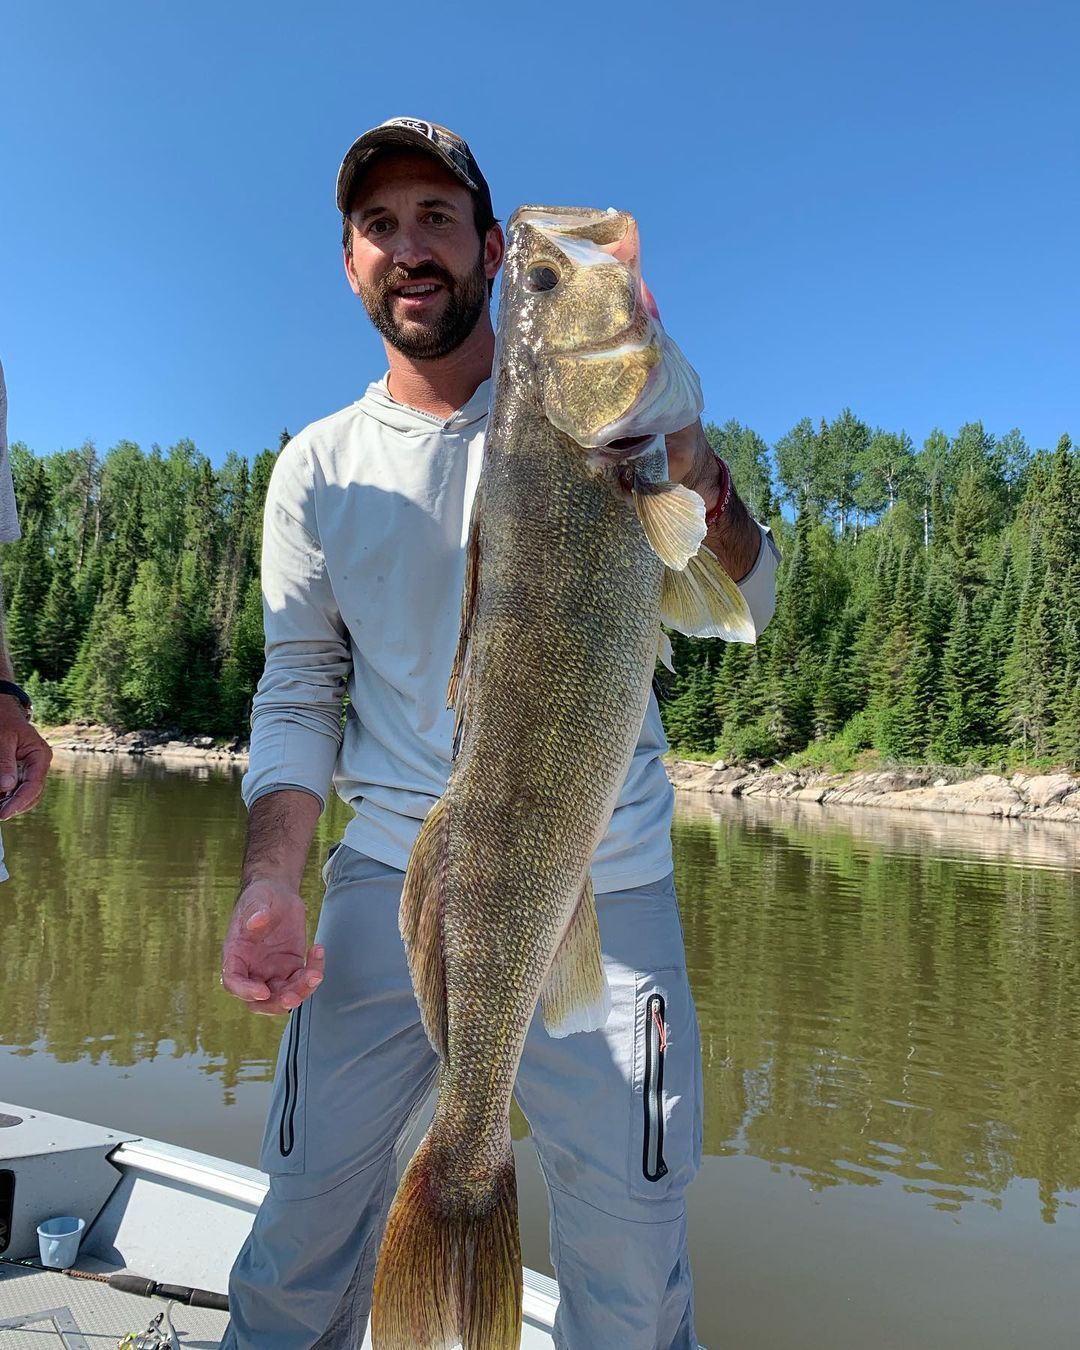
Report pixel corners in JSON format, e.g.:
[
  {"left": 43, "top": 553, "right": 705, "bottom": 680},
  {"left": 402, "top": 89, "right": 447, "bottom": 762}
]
[
  {"left": 221, "top": 118, "right": 779, "bottom": 1350},
  {"left": 0, "top": 359, "right": 53, "bottom": 880}
]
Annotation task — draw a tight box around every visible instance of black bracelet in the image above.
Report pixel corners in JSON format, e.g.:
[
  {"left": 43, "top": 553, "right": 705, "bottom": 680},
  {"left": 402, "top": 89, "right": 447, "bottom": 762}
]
[{"left": 0, "top": 680, "right": 32, "bottom": 716}]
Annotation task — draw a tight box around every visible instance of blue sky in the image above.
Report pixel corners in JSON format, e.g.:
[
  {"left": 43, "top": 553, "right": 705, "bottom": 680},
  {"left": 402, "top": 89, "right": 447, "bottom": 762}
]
[{"left": 2, "top": 1, "right": 1077, "bottom": 467}]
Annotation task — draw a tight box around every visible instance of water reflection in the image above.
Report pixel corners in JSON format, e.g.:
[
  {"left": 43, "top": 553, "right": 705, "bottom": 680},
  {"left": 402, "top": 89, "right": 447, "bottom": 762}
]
[
  {"left": 6, "top": 758, "right": 1080, "bottom": 1346},
  {"left": 0, "top": 752, "right": 348, "bottom": 1100},
  {"left": 674, "top": 793, "right": 1080, "bottom": 1222},
  {"left": 2, "top": 759, "right": 1079, "bottom": 1230}
]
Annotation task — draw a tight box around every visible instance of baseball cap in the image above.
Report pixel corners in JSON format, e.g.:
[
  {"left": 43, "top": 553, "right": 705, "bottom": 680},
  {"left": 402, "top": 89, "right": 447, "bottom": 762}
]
[{"left": 336, "top": 117, "right": 495, "bottom": 226}]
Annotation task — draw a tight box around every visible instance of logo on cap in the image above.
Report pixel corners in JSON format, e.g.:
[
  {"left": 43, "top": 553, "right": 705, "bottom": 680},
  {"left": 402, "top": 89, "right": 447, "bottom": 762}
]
[{"left": 385, "top": 117, "right": 435, "bottom": 139}]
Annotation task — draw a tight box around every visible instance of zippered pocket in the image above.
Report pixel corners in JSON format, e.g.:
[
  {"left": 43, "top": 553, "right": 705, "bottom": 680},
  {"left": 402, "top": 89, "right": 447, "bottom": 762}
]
[
  {"left": 279, "top": 1002, "right": 304, "bottom": 1157},
  {"left": 259, "top": 1000, "right": 310, "bottom": 1176},
  {"left": 642, "top": 994, "right": 669, "bottom": 1182},
  {"left": 630, "top": 970, "right": 701, "bottom": 1202}
]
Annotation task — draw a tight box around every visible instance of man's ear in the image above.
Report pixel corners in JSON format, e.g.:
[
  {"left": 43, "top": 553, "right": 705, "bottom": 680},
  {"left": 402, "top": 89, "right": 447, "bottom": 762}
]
[
  {"left": 484, "top": 223, "right": 505, "bottom": 283},
  {"left": 343, "top": 228, "right": 362, "bottom": 296}
]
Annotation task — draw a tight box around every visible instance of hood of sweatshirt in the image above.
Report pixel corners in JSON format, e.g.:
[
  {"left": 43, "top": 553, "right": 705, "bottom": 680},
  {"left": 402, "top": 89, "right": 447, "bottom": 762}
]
[{"left": 357, "top": 375, "right": 493, "bottom": 436}]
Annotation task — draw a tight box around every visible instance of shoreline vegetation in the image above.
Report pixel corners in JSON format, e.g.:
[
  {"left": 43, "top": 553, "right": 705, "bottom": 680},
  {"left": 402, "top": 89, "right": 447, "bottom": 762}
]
[
  {"left": 45, "top": 725, "right": 1080, "bottom": 826},
  {"left": 8, "top": 421, "right": 1079, "bottom": 780}
]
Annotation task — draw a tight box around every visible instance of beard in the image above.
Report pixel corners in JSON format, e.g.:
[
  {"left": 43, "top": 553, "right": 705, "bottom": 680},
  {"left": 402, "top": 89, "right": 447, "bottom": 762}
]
[{"left": 358, "top": 247, "right": 489, "bottom": 360}]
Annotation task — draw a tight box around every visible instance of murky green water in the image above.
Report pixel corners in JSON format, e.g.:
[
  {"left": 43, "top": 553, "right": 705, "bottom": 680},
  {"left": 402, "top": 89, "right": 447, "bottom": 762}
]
[{"left": 3, "top": 755, "right": 1080, "bottom": 1347}]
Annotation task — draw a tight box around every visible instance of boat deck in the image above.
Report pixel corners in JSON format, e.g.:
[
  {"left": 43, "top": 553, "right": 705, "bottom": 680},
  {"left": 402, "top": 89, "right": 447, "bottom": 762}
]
[
  {"left": 0, "top": 1256, "right": 562, "bottom": 1348},
  {"left": 0, "top": 1257, "right": 228, "bottom": 1347}
]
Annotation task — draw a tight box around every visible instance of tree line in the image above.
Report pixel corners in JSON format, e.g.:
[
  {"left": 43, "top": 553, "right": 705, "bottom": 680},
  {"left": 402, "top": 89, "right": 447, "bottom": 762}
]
[
  {"left": 670, "top": 415, "right": 1078, "bottom": 770},
  {"left": 4, "top": 434, "right": 282, "bottom": 735},
  {"left": 3, "top": 413, "right": 1077, "bottom": 769}
]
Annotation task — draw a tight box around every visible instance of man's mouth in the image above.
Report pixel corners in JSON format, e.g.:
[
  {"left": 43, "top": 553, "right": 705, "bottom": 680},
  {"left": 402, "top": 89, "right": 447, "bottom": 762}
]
[{"left": 391, "top": 281, "right": 445, "bottom": 309}]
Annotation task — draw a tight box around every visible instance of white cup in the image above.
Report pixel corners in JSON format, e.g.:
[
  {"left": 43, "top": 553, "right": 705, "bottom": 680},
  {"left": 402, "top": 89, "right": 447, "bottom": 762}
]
[{"left": 36, "top": 1216, "right": 85, "bottom": 1269}]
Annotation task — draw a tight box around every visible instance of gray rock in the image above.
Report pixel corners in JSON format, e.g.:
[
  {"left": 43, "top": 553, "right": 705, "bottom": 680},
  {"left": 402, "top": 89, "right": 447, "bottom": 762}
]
[{"left": 1021, "top": 773, "right": 1076, "bottom": 809}]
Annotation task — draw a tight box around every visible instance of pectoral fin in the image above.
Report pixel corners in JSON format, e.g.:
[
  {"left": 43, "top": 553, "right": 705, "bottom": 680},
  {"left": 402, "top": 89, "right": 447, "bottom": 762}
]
[
  {"left": 631, "top": 477, "right": 707, "bottom": 570},
  {"left": 541, "top": 876, "right": 611, "bottom": 1038},
  {"left": 660, "top": 543, "right": 757, "bottom": 644},
  {"left": 657, "top": 628, "right": 675, "bottom": 673},
  {"left": 399, "top": 796, "right": 450, "bottom": 1058}
]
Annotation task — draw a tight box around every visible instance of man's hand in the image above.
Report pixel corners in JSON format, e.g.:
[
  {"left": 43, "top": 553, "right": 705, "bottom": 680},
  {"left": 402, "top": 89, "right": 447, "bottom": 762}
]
[
  {"left": 665, "top": 418, "right": 762, "bottom": 584},
  {"left": 0, "top": 700, "right": 52, "bottom": 821},
  {"left": 664, "top": 419, "right": 723, "bottom": 510},
  {"left": 221, "top": 879, "right": 325, "bottom": 1016}
]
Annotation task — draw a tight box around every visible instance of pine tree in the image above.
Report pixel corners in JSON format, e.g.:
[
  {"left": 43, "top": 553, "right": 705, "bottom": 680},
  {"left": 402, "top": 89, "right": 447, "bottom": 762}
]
[
  {"left": 948, "top": 472, "right": 993, "bottom": 598},
  {"left": 123, "top": 560, "right": 183, "bottom": 726},
  {"left": 812, "top": 609, "right": 859, "bottom": 740},
  {"left": 933, "top": 591, "right": 994, "bottom": 762},
  {"left": 983, "top": 540, "right": 1020, "bottom": 739},
  {"left": 63, "top": 595, "right": 132, "bottom": 726},
  {"left": 1001, "top": 538, "right": 1046, "bottom": 759},
  {"left": 663, "top": 661, "right": 721, "bottom": 753},
  {"left": 37, "top": 549, "right": 81, "bottom": 682},
  {"left": 762, "top": 505, "right": 815, "bottom": 751},
  {"left": 871, "top": 543, "right": 921, "bottom": 756},
  {"left": 5, "top": 460, "right": 52, "bottom": 676},
  {"left": 219, "top": 574, "right": 266, "bottom": 733}
]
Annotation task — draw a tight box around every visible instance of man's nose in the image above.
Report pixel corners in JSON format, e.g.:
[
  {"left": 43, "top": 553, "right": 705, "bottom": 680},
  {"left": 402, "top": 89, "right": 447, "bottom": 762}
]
[{"left": 392, "top": 223, "right": 433, "bottom": 270}]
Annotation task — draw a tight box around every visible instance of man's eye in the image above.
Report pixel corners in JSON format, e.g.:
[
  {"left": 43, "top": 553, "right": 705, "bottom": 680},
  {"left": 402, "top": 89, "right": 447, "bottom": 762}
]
[
  {"left": 427, "top": 212, "right": 451, "bottom": 226},
  {"left": 368, "top": 219, "right": 393, "bottom": 236}
]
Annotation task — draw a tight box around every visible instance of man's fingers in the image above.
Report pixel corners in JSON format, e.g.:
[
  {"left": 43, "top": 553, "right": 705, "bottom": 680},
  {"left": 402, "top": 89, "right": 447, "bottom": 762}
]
[
  {"left": 272, "top": 946, "right": 326, "bottom": 1012},
  {"left": 222, "top": 973, "right": 272, "bottom": 1002},
  {"left": 221, "top": 885, "right": 312, "bottom": 1015},
  {"left": 220, "top": 953, "right": 271, "bottom": 1003},
  {"left": 0, "top": 744, "right": 51, "bottom": 820},
  {"left": 0, "top": 736, "right": 18, "bottom": 795},
  {"left": 220, "top": 945, "right": 324, "bottom": 1015}
]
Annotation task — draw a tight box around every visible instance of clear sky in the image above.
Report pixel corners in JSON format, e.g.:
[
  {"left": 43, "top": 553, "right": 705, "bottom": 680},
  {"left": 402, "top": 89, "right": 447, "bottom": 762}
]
[{"left": 3, "top": 1, "right": 1077, "bottom": 467}]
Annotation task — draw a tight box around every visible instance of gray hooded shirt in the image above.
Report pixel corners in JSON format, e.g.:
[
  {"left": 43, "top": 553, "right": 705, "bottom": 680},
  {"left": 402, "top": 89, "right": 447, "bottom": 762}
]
[{"left": 242, "top": 378, "right": 778, "bottom": 893}]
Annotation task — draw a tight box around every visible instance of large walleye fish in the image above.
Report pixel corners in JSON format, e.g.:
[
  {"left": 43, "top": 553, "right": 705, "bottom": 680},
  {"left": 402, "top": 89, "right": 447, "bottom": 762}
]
[{"left": 371, "top": 206, "right": 755, "bottom": 1350}]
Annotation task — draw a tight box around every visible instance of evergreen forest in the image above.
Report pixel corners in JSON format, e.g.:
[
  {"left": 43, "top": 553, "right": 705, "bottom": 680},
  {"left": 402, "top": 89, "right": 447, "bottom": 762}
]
[{"left": 4, "top": 413, "right": 1078, "bottom": 771}]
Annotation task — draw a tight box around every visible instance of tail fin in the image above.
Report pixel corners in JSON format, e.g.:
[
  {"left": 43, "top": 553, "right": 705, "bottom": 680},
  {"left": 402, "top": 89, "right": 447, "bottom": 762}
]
[{"left": 371, "top": 1132, "right": 522, "bottom": 1350}]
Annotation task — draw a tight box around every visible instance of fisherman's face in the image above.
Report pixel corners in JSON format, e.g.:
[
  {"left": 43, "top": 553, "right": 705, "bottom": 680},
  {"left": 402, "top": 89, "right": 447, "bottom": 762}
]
[{"left": 344, "top": 153, "right": 501, "bottom": 359}]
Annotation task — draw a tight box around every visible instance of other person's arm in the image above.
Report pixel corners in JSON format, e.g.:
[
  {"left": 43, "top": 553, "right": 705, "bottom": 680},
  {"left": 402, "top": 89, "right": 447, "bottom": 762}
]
[
  {"left": 0, "top": 611, "right": 53, "bottom": 819},
  {"left": 0, "top": 359, "right": 52, "bottom": 821}
]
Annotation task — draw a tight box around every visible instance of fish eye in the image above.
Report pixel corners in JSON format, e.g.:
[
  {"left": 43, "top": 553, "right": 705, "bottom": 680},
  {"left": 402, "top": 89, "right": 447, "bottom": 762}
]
[{"left": 524, "top": 264, "right": 560, "bottom": 294}]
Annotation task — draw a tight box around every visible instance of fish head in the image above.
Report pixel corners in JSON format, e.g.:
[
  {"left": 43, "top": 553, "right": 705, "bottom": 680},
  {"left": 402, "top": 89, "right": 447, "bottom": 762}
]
[{"left": 497, "top": 206, "right": 703, "bottom": 457}]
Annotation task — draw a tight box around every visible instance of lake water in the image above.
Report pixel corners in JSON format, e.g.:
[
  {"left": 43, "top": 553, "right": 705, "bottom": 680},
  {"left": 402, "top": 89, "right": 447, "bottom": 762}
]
[{"left": 3, "top": 753, "right": 1080, "bottom": 1347}]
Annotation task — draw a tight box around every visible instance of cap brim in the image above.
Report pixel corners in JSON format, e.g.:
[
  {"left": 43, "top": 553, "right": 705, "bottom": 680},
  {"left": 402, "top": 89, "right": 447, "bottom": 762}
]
[{"left": 336, "top": 126, "right": 479, "bottom": 215}]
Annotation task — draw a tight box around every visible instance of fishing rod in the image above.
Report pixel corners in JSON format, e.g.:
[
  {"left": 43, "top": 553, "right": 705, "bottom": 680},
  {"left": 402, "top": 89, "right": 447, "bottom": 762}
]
[{"left": 0, "top": 1253, "right": 229, "bottom": 1310}]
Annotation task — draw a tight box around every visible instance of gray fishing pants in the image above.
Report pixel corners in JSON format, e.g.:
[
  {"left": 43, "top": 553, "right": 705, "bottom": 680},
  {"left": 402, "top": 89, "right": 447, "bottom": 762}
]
[{"left": 221, "top": 846, "right": 702, "bottom": 1350}]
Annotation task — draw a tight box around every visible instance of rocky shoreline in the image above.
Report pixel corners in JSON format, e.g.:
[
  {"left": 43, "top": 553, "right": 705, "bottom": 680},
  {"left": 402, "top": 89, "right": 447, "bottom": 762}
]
[
  {"left": 666, "top": 760, "right": 1080, "bottom": 824},
  {"left": 45, "top": 726, "right": 1080, "bottom": 825},
  {"left": 46, "top": 725, "right": 250, "bottom": 765}
]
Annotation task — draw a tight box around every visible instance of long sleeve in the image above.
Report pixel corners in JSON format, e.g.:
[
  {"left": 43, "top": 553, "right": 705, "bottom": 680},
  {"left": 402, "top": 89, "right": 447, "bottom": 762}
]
[
  {"left": 241, "top": 439, "right": 352, "bottom": 811},
  {"left": 738, "top": 522, "right": 781, "bottom": 639}
]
